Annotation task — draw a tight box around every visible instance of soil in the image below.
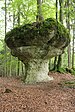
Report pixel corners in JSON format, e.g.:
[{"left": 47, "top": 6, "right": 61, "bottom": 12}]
[{"left": 0, "top": 72, "right": 75, "bottom": 112}]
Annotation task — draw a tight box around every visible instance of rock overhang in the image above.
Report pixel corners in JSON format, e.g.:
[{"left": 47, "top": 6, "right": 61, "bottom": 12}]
[{"left": 5, "top": 18, "right": 70, "bottom": 61}]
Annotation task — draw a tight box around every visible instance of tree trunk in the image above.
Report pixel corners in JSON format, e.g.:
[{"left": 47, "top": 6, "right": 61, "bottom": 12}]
[
  {"left": 4, "top": 0, "right": 7, "bottom": 76},
  {"left": 9, "top": 53, "right": 12, "bottom": 76},
  {"left": 8, "top": 0, "right": 12, "bottom": 76},
  {"left": 17, "top": 4, "right": 21, "bottom": 76},
  {"left": 53, "top": 0, "right": 58, "bottom": 70},
  {"left": 49, "top": 59, "right": 51, "bottom": 71},
  {"left": 17, "top": 59, "right": 20, "bottom": 76},
  {"left": 57, "top": 0, "right": 63, "bottom": 71},
  {"left": 67, "top": 0, "right": 71, "bottom": 68},
  {"left": 56, "top": 0, "right": 58, "bottom": 20},
  {"left": 21, "top": 63, "right": 24, "bottom": 75},
  {"left": 72, "top": 20, "right": 75, "bottom": 69},
  {"left": 36, "top": 0, "right": 44, "bottom": 21},
  {"left": 57, "top": 55, "right": 62, "bottom": 72},
  {"left": 53, "top": 57, "right": 57, "bottom": 70}
]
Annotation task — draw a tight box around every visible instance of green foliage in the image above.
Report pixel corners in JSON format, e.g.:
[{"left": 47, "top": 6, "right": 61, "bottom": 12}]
[
  {"left": 0, "top": 40, "right": 4, "bottom": 50},
  {"left": 8, "top": 0, "right": 37, "bottom": 24},
  {"left": 63, "top": 80, "right": 75, "bottom": 89},
  {"left": 65, "top": 81, "right": 75, "bottom": 85},
  {"left": 63, "top": 0, "right": 75, "bottom": 19},
  {"left": 42, "top": 0, "right": 56, "bottom": 19},
  {"left": 50, "top": 67, "right": 75, "bottom": 75},
  {"left": 50, "top": 66, "right": 67, "bottom": 74},
  {"left": 8, "top": 0, "right": 56, "bottom": 24},
  {"left": 57, "top": 67, "right": 67, "bottom": 73},
  {"left": 65, "top": 67, "right": 75, "bottom": 75},
  {"left": 70, "top": 69, "right": 75, "bottom": 75}
]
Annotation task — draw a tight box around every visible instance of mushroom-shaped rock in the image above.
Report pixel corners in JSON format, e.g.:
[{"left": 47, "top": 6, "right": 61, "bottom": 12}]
[{"left": 5, "top": 18, "right": 70, "bottom": 83}]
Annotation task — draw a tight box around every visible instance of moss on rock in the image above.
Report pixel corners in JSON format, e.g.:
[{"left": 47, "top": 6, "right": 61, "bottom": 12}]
[
  {"left": 5, "top": 18, "right": 70, "bottom": 83},
  {"left": 5, "top": 18, "right": 70, "bottom": 49}
]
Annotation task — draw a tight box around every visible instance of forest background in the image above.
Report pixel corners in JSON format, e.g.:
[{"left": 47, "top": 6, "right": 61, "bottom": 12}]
[{"left": 0, "top": 0, "right": 75, "bottom": 78}]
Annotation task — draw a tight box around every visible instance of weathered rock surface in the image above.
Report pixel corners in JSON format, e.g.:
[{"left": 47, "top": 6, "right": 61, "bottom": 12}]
[{"left": 5, "top": 18, "right": 70, "bottom": 83}]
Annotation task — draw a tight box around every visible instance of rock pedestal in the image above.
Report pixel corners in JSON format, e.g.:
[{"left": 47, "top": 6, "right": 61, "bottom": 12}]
[
  {"left": 11, "top": 45, "right": 62, "bottom": 83},
  {"left": 5, "top": 18, "right": 70, "bottom": 83},
  {"left": 24, "top": 59, "right": 53, "bottom": 84}
]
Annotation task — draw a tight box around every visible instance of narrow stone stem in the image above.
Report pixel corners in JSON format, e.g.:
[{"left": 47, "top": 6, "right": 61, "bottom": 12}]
[{"left": 24, "top": 59, "right": 53, "bottom": 84}]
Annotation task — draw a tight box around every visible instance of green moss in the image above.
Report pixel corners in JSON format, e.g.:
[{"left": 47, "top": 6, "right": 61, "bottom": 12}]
[
  {"left": 63, "top": 80, "right": 75, "bottom": 89},
  {"left": 39, "top": 18, "right": 69, "bottom": 38},
  {"left": 5, "top": 18, "right": 70, "bottom": 49}
]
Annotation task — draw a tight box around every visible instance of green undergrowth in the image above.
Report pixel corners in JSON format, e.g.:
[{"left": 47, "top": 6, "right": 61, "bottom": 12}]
[
  {"left": 50, "top": 67, "right": 75, "bottom": 89},
  {"left": 63, "top": 80, "right": 75, "bottom": 89},
  {"left": 65, "top": 67, "right": 75, "bottom": 75},
  {"left": 50, "top": 67, "right": 75, "bottom": 75}
]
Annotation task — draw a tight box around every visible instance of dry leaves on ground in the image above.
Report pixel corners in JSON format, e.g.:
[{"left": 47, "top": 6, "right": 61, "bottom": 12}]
[{"left": 0, "top": 72, "right": 75, "bottom": 112}]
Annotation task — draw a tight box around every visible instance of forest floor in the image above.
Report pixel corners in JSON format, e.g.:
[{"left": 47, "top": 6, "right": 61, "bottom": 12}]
[{"left": 0, "top": 72, "right": 75, "bottom": 112}]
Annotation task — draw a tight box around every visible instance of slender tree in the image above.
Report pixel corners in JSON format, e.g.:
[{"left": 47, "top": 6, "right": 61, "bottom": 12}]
[
  {"left": 8, "top": 0, "right": 12, "bottom": 76},
  {"left": 72, "top": 2, "right": 75, "bottom": 69},
  {"left": 67, "top": 0, "right": 71, "bottom": 68},
  {"left": 72, "top": 20, "right": 75, "bottom": 69},
  {"left": 17, "top": 1, "right": 26, "bottom": 77},
  {"left": 57, "top": 0, "right": 63, "bottom": 72},
  {"left": 4, "top": 0, "right": 7, "bottom": 76},
  {"left": 17, "top": 1, "right": 25, "bottom": 76},
  {"left": 53, "top": 0, "right": 58, "bottom": 70},
  {"left": 17, "top": 3, "right": 21, "bottom": 76},
  {"left": 36, "top": 0, "right": 43, "bottom": 21}
]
